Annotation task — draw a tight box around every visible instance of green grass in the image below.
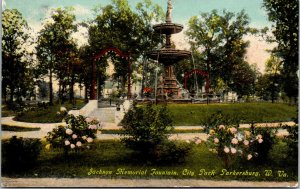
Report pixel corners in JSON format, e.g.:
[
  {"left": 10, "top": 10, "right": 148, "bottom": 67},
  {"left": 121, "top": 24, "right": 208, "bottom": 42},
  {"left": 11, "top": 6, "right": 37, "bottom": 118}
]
[
  {"left": 14, "top": 99, "right": 87, "bottom": 123},
  {"left": 7, "top": 102, "right": 298, "bottom": 125},
  {"left": 1, "top": 105, "right": 17, "bottom": 117},
  {"left": 167, "top": 103, "right": 297, "bottom": 126},
  {"left": 2, "top": 140, "right": 297, "bottom": 181},
  {"left": 1, "top": 125, "right": 40, "bottom": 132}
]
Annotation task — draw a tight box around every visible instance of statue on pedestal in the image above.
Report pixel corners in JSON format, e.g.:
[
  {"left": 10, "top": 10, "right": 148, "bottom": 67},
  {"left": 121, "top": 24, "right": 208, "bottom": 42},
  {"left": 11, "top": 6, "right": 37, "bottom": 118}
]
[{"left": 166, "top": 0, "right": 173, "bottom": 23}]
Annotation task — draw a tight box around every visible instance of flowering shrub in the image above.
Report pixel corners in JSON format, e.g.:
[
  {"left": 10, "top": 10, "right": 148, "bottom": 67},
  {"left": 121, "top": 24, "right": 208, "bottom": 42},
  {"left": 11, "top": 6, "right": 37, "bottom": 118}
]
[
  {"left": 46, "top": 115, "right": 100, "bottom": 154},
  {"left": 206, "top": 124, "right": 264, "bottom": 168}
]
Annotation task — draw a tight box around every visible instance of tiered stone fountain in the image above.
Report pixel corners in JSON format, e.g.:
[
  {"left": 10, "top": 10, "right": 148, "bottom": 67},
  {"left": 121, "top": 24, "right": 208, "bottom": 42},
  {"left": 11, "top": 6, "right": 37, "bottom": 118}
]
[{"left": 147, "top": 0, "right": 191, "bottom": 99}]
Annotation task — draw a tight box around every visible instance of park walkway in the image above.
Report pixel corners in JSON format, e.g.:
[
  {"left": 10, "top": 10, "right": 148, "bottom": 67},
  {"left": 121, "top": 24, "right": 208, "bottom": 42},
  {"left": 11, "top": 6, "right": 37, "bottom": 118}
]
[{"left": 1, "top": 116, "right": 294, "bottom": 140}]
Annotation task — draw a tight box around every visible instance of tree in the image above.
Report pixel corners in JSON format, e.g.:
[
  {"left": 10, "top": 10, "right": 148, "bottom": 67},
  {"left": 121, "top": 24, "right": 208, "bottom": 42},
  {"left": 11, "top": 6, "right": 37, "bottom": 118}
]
[
  {"left": 255, "top": 74, "right": 278, "bottom": 101},
  {"left": 88, "top": 0, "right": 163, "bottom": 97},
  {"left": 230, "top": 61, "right": 256, "bottom": 97},
  {"left": 2, "top": 9, "right": 34, "bottom": 103},
  {"left": 256, "top": 55, "right": 283, "bottom": 103},
  {"left": 186, "top": 10, "right": 223, "bottom": 87},
  {"left": 263, "top": 0, "right": 298, "bottom": 100},
  {"left": 186, "top": 10, "right": 257, "bottom": 97},
  {"left": 36, "top": 7, "right": 77, "bottom": 104}
]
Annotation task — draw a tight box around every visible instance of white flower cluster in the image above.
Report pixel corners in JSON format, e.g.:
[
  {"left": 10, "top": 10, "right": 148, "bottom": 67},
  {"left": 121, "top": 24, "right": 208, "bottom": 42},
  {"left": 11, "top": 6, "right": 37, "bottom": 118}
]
[
  {"left": 46, "top": 115, "right": 101, "bottom": 152},
  {"left": 62, "top": 117, "right": 100, "bottom": 149},
  {"left": 208, "top": 125, "right": 264, "bottom": 161},
  {"left": 57, "top": 107, "right": 67, "bottom": 115},
  {"left": 64, "top": 128, "right": 94, "bottom": 149}
]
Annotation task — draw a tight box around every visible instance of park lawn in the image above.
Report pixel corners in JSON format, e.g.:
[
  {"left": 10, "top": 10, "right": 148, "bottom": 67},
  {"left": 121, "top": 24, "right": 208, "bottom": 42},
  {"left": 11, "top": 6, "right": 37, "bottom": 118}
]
[
  {"left": 2, "top": 140, "right": 297, "bottom": 181},
  {"left": 1, "top": 105, "right": 17, "bottom": 117},
  {"left": 167, "top": 103, "right": 297, "bottom": 126},
  {"left": 14, "top": 99, "right": 87, "bottom": 123},
  {"left": 10, "top": 102, "right": 297, "bottom": 125}
]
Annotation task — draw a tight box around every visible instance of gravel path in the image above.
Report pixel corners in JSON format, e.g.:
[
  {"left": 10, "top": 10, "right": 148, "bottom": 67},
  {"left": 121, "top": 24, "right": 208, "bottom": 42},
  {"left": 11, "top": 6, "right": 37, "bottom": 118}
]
[
  {"left": 1, "top": 117, "right": 293, "bottom": 140},
  {"left": 1, "top": 177, "right": 297, "bottom": 187}
]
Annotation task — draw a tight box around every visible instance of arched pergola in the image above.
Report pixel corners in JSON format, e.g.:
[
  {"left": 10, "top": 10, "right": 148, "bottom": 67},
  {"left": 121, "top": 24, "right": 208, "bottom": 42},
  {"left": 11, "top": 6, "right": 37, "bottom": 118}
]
[
  {"left": 91, "top": 47, "right": 131, "bottom": 100},
  {"left": 183, "top": 69, "right": 210, "bottom": 92}
]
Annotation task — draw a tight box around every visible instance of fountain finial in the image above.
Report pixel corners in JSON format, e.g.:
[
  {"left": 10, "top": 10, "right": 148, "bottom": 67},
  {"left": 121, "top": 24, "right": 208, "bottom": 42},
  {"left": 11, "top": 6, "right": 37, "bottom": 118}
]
[{"left": 166, "top": 0, "right": 173, "bottom": 23}]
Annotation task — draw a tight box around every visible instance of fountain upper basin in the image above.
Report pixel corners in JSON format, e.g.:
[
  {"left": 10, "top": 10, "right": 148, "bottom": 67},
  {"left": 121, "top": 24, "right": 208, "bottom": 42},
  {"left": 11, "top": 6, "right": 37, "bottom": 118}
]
[
  {"left": 153, "top": 23, "right": 183, "bottom": 35},
  {"left": 147, "top": 48, "right": 191, "bottom": 66}
]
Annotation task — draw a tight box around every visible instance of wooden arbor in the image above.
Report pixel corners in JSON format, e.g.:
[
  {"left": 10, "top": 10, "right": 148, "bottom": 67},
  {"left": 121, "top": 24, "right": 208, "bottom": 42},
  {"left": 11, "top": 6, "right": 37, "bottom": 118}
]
[
  {"left": 184, "top": 69, "right": 210, "bottom": 93},
  {"left": 91, "top": 47, "right": 131, "bottom": 100}
]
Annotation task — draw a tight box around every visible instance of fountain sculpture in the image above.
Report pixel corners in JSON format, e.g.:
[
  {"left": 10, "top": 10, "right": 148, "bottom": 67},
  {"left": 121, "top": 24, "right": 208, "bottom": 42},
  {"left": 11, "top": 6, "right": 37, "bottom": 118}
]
[{"left": 147, "top": 0, "right": 191, "bottom": 99}]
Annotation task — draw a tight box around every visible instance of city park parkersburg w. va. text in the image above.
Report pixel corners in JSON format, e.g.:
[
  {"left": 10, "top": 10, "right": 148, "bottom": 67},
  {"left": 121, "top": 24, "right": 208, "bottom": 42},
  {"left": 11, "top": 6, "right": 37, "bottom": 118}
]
[{"left": 1, "top": 0, "right": 298, "bottom": 186}]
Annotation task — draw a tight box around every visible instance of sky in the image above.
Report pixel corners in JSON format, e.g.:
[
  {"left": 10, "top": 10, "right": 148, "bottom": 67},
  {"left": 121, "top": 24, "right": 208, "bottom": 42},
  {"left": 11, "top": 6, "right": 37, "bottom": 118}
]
[{"left": 3, "top": 0, "right": 276, "bottom": 73}]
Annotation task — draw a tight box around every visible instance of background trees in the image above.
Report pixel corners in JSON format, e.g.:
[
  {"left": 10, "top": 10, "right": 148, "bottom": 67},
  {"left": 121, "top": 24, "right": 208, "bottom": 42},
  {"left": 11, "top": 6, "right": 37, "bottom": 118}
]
[
  {"left": 263, "top": 0, "right": 298, "bottom": 102},
  {"left": 255, "top": 55, "right": 283, "bottom": 102},
  {"left": 2, "top": 0, "right": 298, "bottom": 105},
  {"left": 36, "top": 8, "right": 77, "bottom": 104},
  {"left": 2, "top": 9, "right": 34, "bottom": 104},
  {"left": 88, "top": 0, "right": 163, "bottom": 97},
  {"left": 186, "top": 10, "right": 258, "bottom": 98}
]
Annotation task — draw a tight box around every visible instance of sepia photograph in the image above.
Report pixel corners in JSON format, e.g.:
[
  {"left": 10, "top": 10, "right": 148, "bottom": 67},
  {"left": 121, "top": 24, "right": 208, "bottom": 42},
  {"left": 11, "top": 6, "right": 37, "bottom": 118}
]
[{"left": 1, "top": 0, "right": 298, "bottom": 187}]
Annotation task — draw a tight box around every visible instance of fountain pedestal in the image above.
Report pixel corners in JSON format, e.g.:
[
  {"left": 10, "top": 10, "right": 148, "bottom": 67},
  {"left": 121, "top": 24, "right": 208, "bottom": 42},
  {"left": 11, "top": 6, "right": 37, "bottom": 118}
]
[{"left": 147, "top": 0, "right": 191, "bottom": 100}]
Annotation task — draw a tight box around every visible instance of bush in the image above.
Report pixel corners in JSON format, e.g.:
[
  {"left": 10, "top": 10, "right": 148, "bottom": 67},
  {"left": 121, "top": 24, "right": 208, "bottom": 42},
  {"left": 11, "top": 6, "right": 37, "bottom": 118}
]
[
  {"left": 121, "top": 102, "right": 173, "bottom": 150},
  {"left": 250, "top": 127, "right": 276, "bottom": 164},
  {"left": 282, "top": 125, "right": 298, "bottom": 165},
  {"left": 268, "top": 140, "right": 289, "bottom": 165},
  {"left": 204, "top": 111, "right": 266, "bottom": 168},
  {"left": 2, "top": 136, "right": 42, "bottom": 171},
  {"left": 121, "top": 102, "right": 190, "bottom": 163},
  {"left": 46, "top": 115, "right": 99, "bottom": 155},
  {"left": 152, "top": 141, "right": 192, "bottom": 164}
]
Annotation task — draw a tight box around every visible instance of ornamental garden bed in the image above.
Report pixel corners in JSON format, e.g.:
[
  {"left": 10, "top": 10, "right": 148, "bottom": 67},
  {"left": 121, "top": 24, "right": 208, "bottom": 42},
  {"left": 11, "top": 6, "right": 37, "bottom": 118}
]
[{"left": 13, "top": 100, "right": 87, "bottom": 123}]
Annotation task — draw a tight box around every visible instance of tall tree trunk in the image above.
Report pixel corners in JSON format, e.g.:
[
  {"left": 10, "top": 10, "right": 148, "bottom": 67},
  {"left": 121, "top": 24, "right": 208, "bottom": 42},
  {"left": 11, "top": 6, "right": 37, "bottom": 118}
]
[
  {"left": 3, "top": 84, "right": 7, "bottom": 103},
  {"left": 61, "top": 83, "right": 66, "bottom": 103},
  {"left": 58, "top": 82, "right": 62, "bottom": 104},
  {"left": 69, "top": 72, "right": 75, "bottom": 103},
  {"left": 9, "top": 85, "right": 15, "bottom": 103},
  {"left": 49, "top": 69, "right": 53, "bottom": 105},
  {"left": 84, "top": 81, "right": 88, "bottom": 103},
  {"left": 141, "top": 59, "right": 146, "bottom": 98}
]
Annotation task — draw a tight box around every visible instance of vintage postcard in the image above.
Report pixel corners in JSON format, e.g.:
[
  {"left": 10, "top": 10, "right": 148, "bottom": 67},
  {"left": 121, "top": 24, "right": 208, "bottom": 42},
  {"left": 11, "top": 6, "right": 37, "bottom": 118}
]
[{"left": 1, "top": 0, "right": 298, "bottom": 187}]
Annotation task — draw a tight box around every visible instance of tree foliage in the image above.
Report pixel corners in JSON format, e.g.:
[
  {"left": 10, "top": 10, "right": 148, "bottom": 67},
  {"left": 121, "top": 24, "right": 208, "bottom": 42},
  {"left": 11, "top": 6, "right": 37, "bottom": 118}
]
[
  {"left": 186, "top": 10, "right": 258, "bottom": 97},
  {"left": 36, "top": 7, "right": 78, "bottom": 104},
  {"left": 2, "top": 9, "right": 34, "bottom": 103},
  {"left": 263, "top": 0, "right": 298, "bottom": 99},
  {"left": 120, "top": 102, "right": 192, "bottom": 164},
  {"left": 120, "top": 103, "right": 172, "bottom": 150},
  {"left": 88, "top": 0, "right": 163, "bottom": 96},
  {"left": 256, "top": 55, "right": 283, "bottom": 102}
]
